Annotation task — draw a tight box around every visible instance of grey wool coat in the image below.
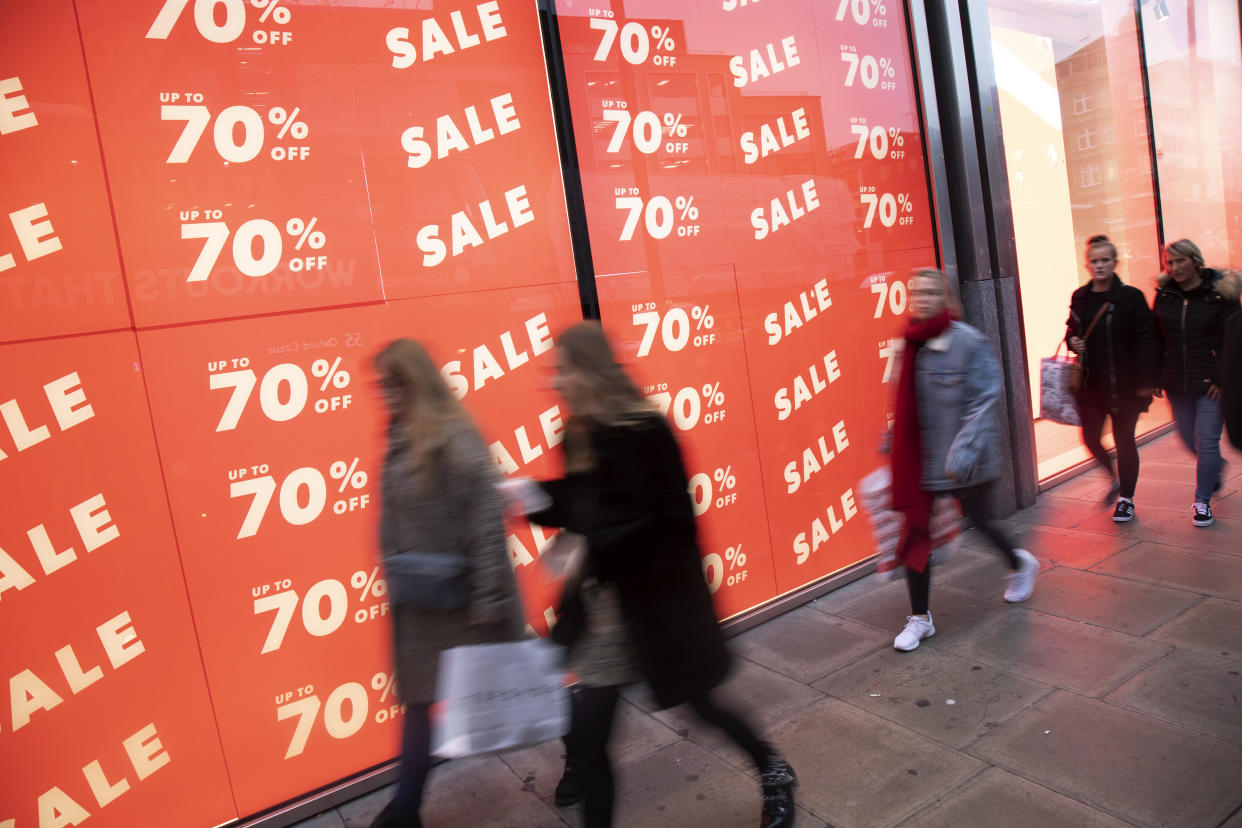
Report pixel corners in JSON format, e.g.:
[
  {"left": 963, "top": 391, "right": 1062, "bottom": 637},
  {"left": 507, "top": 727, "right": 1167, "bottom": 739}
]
[{"left": 378, "top": 420, "right": 523, "bottom": 704}]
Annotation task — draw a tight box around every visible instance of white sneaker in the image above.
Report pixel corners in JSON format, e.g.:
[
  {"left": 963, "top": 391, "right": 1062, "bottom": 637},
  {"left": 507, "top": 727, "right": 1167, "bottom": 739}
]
[
  {"left": 1004, "top": 549, "right": 1039, "bottom": 603},
  {"left": 894, "top": 614, "right": 935, "bottom": 651}
]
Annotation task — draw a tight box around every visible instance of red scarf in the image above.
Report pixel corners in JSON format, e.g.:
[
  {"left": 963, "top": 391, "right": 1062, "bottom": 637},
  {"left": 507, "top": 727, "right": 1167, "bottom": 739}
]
[{"left": 891, "top": 310, "right": 952, "bottom": 573}]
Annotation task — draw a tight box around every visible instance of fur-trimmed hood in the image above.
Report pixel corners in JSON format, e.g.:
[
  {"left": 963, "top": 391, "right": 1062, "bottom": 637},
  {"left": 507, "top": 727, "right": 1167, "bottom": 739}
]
[{"left": 1156, "top": 267, "right": 1242, "bottom": 301}]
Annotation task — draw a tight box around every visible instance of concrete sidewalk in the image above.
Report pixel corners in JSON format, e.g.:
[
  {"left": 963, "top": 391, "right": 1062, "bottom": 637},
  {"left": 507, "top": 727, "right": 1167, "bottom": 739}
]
[{"left": 295, "top": 433, "right": 1242, "bottom": 828}]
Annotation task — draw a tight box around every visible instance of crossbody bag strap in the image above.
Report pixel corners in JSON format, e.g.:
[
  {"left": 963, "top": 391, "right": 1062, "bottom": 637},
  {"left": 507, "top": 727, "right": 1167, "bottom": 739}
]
[{"left": 1081, "top": 301, "right": 1112, "bottom": 341}]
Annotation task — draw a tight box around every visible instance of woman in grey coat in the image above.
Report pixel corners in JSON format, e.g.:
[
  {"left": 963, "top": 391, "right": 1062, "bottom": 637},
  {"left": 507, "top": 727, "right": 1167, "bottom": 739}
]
[
  {"left": 371, "top": 339, "right": 523, "bottom": 828},
  {"left": 888, "top": 270, "right": 1038, "bottom": 652}
]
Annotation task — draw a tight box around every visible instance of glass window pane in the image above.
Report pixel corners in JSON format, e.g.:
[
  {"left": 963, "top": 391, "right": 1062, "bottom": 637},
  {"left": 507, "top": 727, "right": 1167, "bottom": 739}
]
[
  {"left": 986, "top": 0, "right": 1171, "bottom": 481},
  {"left": 1141, "top": 0, "right": 1242, "bottom": 265}
]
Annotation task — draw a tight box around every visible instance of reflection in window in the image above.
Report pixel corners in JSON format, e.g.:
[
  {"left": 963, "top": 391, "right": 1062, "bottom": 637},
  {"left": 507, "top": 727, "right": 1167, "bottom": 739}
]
[
  {"left": 987, "top": 0, "right": 1168, "bottom": 481},
  {"left": 1140, "top": 0, "right": 1242, "bottom": 266}
]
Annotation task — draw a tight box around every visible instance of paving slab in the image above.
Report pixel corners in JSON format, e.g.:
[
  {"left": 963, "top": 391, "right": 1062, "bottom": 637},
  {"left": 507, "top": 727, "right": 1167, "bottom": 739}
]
[
  {"left": 1148, "top": 598, "right": 1242, "bottom": 661},
  {"left": 764, "top": 697, "right": 982, "bottom": 828},
  {"left": 339, "top": 756, "right": 563, "bottom": 827},
  {"left": 1016, "top": 567, "right": 1202, "bottom": 636},
  {"left": 292, "top": 811, "right": 346, "bottom": 828},
  {"left": 899, "top": 766, "right": 1130, "bottom": 828},
  {"left": 1093, "top": 541, "right": 1242, "bottom": 600},
  {"left": 813, "top": 646, "right": 1051, "bottom": 749},
  {"left": 1224, "top": 805, "right": 1242, "bottom": 828},
  {"left": 937, "top": 554, "right": 1041, "bottom": 600},
  {"left": 932, "top": 606, "right": 1170, "bottom": 697},
  {"left": 501, "top": 695, "right": 681, "bottom": 806},
  {"left": 1106, "top": 648, "right": 1242, "bottom": 746},
  {"left": 639, "top": 655, "right": 825, "bottom": 751},
  {"left": 1129, "top": 509, "right": 1242, "bottom": 556},
  {"left": 1009, "top": 493, "right": 1118, "bottom": 529},
  {"left": 607, "top": 740, "right": 823, "bottom": 828},
  {"left": 840, "top": 577, "right": 1009, "bottom": 641},
  {"left": 971, "top": 691, "right": 1242, "bottom": 828},
  {"left": 728, "top": 605, "right": 890, "bottom": 683},
  {"left": 1009, "top": 525, "right": 1135, "bottom": 570}
]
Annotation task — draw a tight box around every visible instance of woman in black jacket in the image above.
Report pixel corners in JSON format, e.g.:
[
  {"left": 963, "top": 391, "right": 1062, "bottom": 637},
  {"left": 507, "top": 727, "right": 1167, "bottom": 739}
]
[
  {"left": 531, "top": 322, "right": 794, "bottom": 828},
  {"left": 1152, "top": 239, "right": 1241, "bottom": 526},
  {"left": 1065, "top": 235, "right": 1160, "bottom": 522}
]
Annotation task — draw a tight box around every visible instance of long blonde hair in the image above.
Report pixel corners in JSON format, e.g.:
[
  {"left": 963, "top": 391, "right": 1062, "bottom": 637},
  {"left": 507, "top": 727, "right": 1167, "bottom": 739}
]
[
  {"left": 374, "top": 338, "right": 482, "bottom": 481},
  {"left": 555, "top": 323, "right": 654, "bottom": 471}
]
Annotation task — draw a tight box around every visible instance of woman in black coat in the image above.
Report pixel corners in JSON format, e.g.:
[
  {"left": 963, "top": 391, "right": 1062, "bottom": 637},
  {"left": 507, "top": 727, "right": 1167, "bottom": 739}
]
[
  {"left": 1152, "top": 239, "right": 1241, "bottom": 526},
  {"left": 531, "top": 322, "right": 795, "bottom": 828},
  {"left": 1065, "top": 235, "right": 1160, "bottom": 522}
]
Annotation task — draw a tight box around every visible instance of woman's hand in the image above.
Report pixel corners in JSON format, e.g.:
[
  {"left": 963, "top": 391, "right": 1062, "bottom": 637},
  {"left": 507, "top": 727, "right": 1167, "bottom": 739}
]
[
  {"left": 1068, "top": 336, "right": 1085, "bottom": 355},
  {"left": 1207, "top": 384, "right": 1223, "bottom": 402}
]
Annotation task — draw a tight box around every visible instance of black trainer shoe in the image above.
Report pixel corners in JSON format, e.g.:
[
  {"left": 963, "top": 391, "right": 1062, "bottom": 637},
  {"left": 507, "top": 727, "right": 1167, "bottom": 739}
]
[
  {"left": 759, "top": 757, "right": 797, "bottom": 827},
  {"left": 1193, "top": 501, "right": 1214, "bottom": 527},
  {"left": 1112, "top": 500, "right": 1135, "bottom": 523},
  {"left": 554, "top": 757, "right": 585, "bottom": 807}
]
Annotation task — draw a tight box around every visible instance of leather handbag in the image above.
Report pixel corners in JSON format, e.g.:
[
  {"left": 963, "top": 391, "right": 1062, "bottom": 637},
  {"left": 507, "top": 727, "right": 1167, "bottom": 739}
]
[{"left": 383, "top": 551, "right": 469, "bottom": 610}]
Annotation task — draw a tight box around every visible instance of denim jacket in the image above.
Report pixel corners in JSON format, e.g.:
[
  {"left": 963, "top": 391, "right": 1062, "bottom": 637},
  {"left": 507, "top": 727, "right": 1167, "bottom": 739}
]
[{"left": 914, "top": 321, "right": 1003, "bottom": 491}]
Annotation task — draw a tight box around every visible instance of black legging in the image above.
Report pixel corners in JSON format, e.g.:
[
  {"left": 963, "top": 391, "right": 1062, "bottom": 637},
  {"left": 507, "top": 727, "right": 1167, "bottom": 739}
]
[
  {"left": 1079, "top": 397, "right": 1142, "bottom": 499},
  {"left": 572, "top": 684, "right": 772, "bottom": 827},
  {"left": 391, "top": 702, "right": 432, "bottom": 816},
  {"left": 906, "top": 484, "right": 1019, "bottom": 615}
]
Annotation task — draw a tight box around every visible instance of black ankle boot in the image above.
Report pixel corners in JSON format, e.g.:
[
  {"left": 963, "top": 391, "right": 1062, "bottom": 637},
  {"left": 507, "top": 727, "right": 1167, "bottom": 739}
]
[
  {"left": 759, "top": 757, "right": 797, "bottom": 827},
  {"left": 554, "top": 757, "right": 586, "bottom": 807}
]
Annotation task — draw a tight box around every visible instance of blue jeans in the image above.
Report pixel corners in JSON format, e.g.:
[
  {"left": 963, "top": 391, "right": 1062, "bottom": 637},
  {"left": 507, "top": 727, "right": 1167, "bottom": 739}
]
[{"left": 1168, "top": 393, "right": 1225, "bottom": 503}]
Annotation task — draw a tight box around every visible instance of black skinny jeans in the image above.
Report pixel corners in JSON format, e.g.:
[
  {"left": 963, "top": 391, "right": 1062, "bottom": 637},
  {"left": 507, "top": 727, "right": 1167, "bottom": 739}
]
[
  {"left": 391, "top": 702, "right": 432, "bottom": 816},
  {"left": 906, "top": 484, "right": 1019, "bottom": 616},
  {"left": 571, "top": 684, "right": 772, "bottom": 827},
  {"left": 1079, "top": 396, "right": 1142, "bottom": 499}
]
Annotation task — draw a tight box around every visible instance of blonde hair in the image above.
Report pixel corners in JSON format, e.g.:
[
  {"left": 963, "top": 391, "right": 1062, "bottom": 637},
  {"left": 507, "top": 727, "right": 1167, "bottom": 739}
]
[
  {"left": 1166, "top": 238, "right": 1205, "bottom": 270},
  {"left": 913, "top": 267, "right": 962, "bottom": 318},
  {"left": 373, "top": 338, "right": 482, "bottom": 482}
]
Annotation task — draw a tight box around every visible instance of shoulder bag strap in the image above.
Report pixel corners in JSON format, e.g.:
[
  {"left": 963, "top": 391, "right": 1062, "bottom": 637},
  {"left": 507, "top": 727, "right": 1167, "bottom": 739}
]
[{"left": 1081, "top": 301, "right": 1112, "bottom": 341}]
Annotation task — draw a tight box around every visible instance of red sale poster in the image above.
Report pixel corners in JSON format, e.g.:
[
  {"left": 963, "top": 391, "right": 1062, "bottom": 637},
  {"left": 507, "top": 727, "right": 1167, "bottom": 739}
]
[
  {"left": 386, "top": 280, "right": 587, "bottom": 631},
  {"left": 594, "top": 267, "right": 777, "bottom": 618},
  {"left": 74, "top": 1, "right": 385, "bottom": 328},
  {"left": 0, "top": 1, "right": 131, "bottom": 343},
  {"left": 0, "top": 331, "right": 234, "bottom": 828},
  {"left": 555, "top": 0, "right": 942, "bottom": 603},
  {"left": 340, "top": 1, "right": 576, "bottom": 299},
  {"left": 135, "top": 306, "right": 395, "bottom": 815}
]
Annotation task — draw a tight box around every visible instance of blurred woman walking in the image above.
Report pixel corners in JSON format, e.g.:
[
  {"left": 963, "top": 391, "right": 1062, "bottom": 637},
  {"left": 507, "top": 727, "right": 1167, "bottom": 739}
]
[
  {"left": 1065, "top": 234, "right": 1160, "bottom": 522},
  {"left": 528, "top": 322, "right": 795, "bottom": 828},
  {"left": 889, "top": 269, "right": 1038, "bottom": 653},
  {"left": 371, "top": 339, "right": 523, "bottom": 828}
]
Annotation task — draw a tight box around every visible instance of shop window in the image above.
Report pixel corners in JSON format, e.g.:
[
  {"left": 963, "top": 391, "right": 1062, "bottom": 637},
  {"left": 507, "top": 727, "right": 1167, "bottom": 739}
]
[{"left": 988, "top": 1, "right": 1167, "bottom": 481}]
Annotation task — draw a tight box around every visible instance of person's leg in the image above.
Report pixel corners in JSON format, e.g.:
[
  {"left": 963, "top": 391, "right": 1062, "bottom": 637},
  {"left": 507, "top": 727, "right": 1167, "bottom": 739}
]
[
  {"left": 376, "top": 702, "right": 431, "bottom": 826},
  {"left": 1193, "top": 396, "right": 1225, "bottom": 504},
  {"left": 1079, "top": 397, "right": 1114, "bottom": 478},
  {"left": 685, "top": 691, "right": 772, "bottom": 770},
  {"left": 955, "top": 485, "right": 1020, "bottom": 569},
  {"left": 555, "top": 688, "right": 587, "bottom": 806},
  {"left": 905, "top": 565, "right": 931, "bottom": 616},
  {"left": 1113, "top": 405, "right": 1142, "bottom": 500},
  {"left": 575, "top": 685, "right": 621, "bottom": 828},
  {"left": 1168, "top": 393, "right": 1198, "bottom": 456}
]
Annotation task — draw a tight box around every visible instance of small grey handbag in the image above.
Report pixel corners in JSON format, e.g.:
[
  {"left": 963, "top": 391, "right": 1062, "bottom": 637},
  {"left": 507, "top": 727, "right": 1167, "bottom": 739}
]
[{"left": 383, "top": 551, "right": 469, "bottom": 610}]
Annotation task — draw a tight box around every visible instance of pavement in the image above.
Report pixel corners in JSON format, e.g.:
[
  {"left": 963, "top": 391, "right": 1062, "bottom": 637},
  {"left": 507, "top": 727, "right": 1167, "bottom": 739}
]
[{"left": 292, "top": 432, "right": 1242, "bottom": 828}]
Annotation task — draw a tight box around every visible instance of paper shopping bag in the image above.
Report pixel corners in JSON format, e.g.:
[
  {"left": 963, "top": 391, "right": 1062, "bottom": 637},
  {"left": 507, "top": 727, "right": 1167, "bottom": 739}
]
[{"left": 431, "top": 639, "right": 569, "bottom": 758}]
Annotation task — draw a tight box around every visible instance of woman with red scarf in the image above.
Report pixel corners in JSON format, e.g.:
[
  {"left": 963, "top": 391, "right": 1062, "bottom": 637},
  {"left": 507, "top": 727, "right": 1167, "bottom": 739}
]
[{"left": 889, "top": 269, "right": 1039, "bottom": 651}]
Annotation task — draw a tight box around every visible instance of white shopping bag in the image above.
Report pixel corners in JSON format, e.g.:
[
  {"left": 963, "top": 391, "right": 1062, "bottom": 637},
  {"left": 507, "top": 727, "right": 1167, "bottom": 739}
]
[
  {"left": 1039, "top": 356, "right": 1081, "bottom": 426},
  {"left": 431, "top": 639, "right": 570, "bottom": 758}
]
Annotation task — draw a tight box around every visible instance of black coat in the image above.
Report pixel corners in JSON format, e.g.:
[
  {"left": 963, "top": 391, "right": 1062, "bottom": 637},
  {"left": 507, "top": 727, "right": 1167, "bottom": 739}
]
[
  {"left": 1065, "top": 277, "right": 1160, "bottom": 411},
  {"left": 1152, "top": 268, "right": 1242, "bottom": 395},
  {"left": 1226, "top": 312, "right": 1242, "bottom": 451},
  {"left": 534, "top": 413, "right": 730, "bottom": 708}
]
